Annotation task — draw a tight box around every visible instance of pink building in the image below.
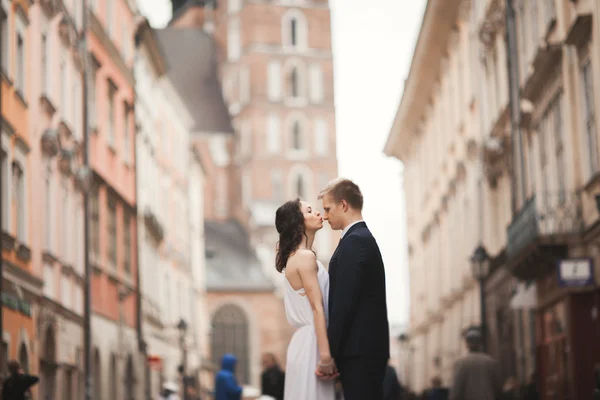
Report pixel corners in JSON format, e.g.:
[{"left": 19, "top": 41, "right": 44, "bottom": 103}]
[{"left": 28, "top": 0, "right": 86, "bottom": 398}]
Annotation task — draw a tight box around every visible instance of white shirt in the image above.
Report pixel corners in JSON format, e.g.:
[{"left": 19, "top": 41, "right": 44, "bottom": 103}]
[{"left": 341, "top": 220, "right": 364, "bottom": 239}]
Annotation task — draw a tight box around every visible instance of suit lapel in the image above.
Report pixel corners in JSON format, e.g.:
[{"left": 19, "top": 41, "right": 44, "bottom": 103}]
[{"left": 328, "top": 221, "right": 367, "bottom": 275}]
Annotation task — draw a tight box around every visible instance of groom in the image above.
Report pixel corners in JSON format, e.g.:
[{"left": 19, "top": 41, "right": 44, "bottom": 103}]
[{"left": 318, "top": 178, "right": 390, "bottom": 400}]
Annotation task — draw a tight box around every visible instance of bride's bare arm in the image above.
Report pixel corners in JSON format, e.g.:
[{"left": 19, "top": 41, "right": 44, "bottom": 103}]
[{"left": 290, "top": 250, "right": 334, "bottom": 372}]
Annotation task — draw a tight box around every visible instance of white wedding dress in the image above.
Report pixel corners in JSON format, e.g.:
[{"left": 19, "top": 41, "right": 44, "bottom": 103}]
[{"left": 283, "top": 260, "right": 336, "bottom": 400}]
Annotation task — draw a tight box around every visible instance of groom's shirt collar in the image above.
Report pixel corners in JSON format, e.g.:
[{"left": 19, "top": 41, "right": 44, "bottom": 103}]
[{"left": 341, "top": 220, "right": 364, "bottom": 239}]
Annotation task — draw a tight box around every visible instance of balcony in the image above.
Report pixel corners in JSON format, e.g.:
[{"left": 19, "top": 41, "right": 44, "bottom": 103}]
[{"left": 506, "top": 192, "right": 583, "bottom": 280}]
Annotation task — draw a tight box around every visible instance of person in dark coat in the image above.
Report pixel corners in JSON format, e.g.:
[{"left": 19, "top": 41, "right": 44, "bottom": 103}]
[
  {"left": 449, "top": 327, "right": 502, "bottom": 400},
  {"left": 1, "top": 360, "right": 39, "bottom": 400},
  {"left": 426, "top": 376, "right": 448, "bottom": 400},
  {"left": 593, "top": 364, "right": 600, "bottom": 400},
  {"left": 382, "top": 364, "right": 402, "bottom": 400},
  {"left": 215, "top": 354, "right": 243, "bottom": 400},
  {"left": 260, "top": 353, "right": 284, "bottom": 400}
]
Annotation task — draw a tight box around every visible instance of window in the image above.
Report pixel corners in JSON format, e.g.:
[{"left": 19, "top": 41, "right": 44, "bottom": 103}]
[
  {"left": 290, "top": 118, "right": 305, "bottom": 151},
  {"left": 239, "top": 66, "right": 250, "bottom": 104},
  {"left": 267, "top": 60, "right": 282, "bottom": 101},
  {"left": 42, "top": 33, "right": 50, "bottom": 94},
  {"left": 228, "top": 18, "right": 241, "bottom": 61},
  {"left": 290, "top": 18, "right": 298, "bottom": 46},
  {"left": 123, "top": 212, "right": 131, "bottom": 275},
  {"left": 285, "top": 60, "right": 305, "bottom": 101},
  {"left": 552, "top": 94, "right": 566, "bottom": 200},
  {"left": 90, "top": 187, "right": 100, "bottom": 257},
  {"left": 60, "top": 52, "right": 67, "bottom": 112},
  {"left": 211, "top": 305, "right": 250, "bottom": 384},
  {"left": 16, "top": 31, "right": 24, "bottom": 95},
  {"left": 1, "top": 149, "right": 9, "bottom": 231},
  {"left": 271, "top": 170, "right": 283, "bottom": 201},
  {"left": 107, "top": 196, "right": 117, "bottom": 266},
  {"left": 242, "top": 172, "right": 251, "bottom": 207},
  {"left": 1, "top": 7, "right": 8, "bottom": 74},
  {"left": 89, "top": 57, "right": 100, "bottom": 128},
  {"left": 13, "top": 162, "right": 25, "bottom": 241},
  {"left": 61, "top": 272, "right": 71, "bottom": 309},
  {"left": 123, "top": 103, "right": 130, "bottom": 163},
  {"left": 289, "top": 67, "right": 299, "bottom": 98},
  {"left": 266, "top": 113, "right": 281, "bottom": 154},
  {"left": 581, "top": 60, "right": 598, "bottom": 177},
  {"left": 107, "top": 80, "right": 117, "bottom": 145},
  {"left": 239, "top": 120, "right": 252, "bottom": 156},
  {"left": 61, "top": 180, "right": 69, "bottom": 259},
  {"left": 18, "top": 343, "right": 28, "bottom": 373},
  {"left": 43, "top": 263, "right": 54, "bottom": 298},
  {"left": 65, "top": 368, "right": 73, "bottom": 400},
  {"left": 282, "top": 10, "right": 307, "bottom": 49},
  {"left": 107, "top": 0, "right": 114, "bottom": 37},
  {"left": 215, "top": 171, "right": 228, "bottom": 217},
  {"left": 314, "top": 118, "right": 328, "bottom": 155},
  {"left": 295, "top": 174, "right": 305, "bottom": 198},
  {"left": 309, "top": 63, "right": 324, "bottom": 103}
]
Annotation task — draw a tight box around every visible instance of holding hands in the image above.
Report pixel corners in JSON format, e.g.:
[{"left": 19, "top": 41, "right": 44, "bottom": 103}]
[{"left": 315, "top": 354, "right": 339, "bottom": 380}]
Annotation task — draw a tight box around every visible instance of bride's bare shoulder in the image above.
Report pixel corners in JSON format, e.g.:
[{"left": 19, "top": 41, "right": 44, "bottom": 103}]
[{"left": 287, "top": 250, "right": 317, "bottom": 273}]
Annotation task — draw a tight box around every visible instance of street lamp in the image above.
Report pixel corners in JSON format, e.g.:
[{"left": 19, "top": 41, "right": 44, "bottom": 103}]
[
  {"left": 470, "top": 244, "right": 490, "bottom": 351},
  {"left": 177, "top": 318, "right": 188, "bottom": 400}
]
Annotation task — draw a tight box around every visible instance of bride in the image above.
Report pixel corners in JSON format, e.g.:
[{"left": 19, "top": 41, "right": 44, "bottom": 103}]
[{"left": 275, "top": 199, "right": 337, "bottom": 400}]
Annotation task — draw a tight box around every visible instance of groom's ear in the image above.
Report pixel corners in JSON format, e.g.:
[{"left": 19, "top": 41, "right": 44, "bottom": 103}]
[{"left": 341, "top": 199, "right": 348, "bottom": 212}]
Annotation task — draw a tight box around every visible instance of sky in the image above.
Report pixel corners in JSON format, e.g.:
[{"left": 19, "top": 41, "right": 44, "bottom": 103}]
[{"left": 137, "top": 0, "right": 427, "bottom": 327}]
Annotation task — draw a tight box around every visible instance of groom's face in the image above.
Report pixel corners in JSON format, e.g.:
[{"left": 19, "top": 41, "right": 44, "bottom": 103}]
[{"left": 321, "top": 193, "right": 344, "bottom": 230}]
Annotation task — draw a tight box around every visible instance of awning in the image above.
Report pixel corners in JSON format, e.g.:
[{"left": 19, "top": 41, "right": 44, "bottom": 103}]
[{"left": 509, "top": 282, "right": 537, "bottom": 310}]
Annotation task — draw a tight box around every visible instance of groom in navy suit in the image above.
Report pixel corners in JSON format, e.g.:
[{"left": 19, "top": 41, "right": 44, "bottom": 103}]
[{"left": 318, "top": 178, "right": 390, "bottom": 400}]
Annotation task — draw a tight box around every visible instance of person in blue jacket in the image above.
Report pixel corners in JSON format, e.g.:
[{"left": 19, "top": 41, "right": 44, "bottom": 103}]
[{"left": 215, "top": 354, "right": 243, "bottom": 400}]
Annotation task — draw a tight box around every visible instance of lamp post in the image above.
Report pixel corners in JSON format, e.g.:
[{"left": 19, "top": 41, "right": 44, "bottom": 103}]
[
  {"left": 470, "top": 244, "right": 490, "bottom": 352},
  {"left": 177, "top": 318, "right": 188, "bottom": 400}
]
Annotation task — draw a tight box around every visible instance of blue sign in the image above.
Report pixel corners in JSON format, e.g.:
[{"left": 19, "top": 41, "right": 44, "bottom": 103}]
[{"left": 557, "top": 258, "right": 595, "bottom": 287}]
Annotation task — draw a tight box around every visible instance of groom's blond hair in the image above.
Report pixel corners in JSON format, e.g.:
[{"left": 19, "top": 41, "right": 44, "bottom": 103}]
[{"left": 318, "top": 178, "right": 364, "bottom": 211}]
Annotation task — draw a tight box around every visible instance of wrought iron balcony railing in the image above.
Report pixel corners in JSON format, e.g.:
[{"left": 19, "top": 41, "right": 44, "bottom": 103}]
[{"left": 507, "top": 191, "right": 583, "bottom": 260}]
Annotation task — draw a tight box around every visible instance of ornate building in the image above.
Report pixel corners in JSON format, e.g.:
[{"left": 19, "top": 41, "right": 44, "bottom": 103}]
[{"left": 385, "top": 0, "right": 600, "bottom": 397}]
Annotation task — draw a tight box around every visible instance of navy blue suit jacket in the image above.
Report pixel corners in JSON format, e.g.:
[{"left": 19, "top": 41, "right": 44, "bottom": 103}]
[{"left": 327, "top": 221, "right": 390, "bottom": 360}]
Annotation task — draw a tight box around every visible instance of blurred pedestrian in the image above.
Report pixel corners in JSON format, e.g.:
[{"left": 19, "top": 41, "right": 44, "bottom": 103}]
[
  {"left": 215, "top": 354, "right": 242, "bottom": 400},
  {"left": 1, "top": 360, "right": 39, "bottom": 400},
  {"left": 260, "top": 353, "right": 284, "bottom": 400},
  {"left": 501, "top": 377, "right": 519, "bottom": 400},
  {"left": 449, "top": 327, "right": 502, "bottom": 400},
  {"left": 159, "top": 381, "right": 180, "bottom": 400},
  {"left": 426, "top": 376, "right": 448, "bottom": 400},
  {"left": 383, "top": 363, "right": 403, "bottom": 400}
]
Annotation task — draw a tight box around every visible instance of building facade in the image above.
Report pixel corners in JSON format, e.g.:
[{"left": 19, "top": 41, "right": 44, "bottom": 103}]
[
  {"left": 134, "top": 18, "right": 209, "bottom": 397},
  {"left": 29, "top": 0, "right": 87, "bottom": 398},
  {"left": 86, "top": 0, "right": 141, "bottom": 399},
  {"left": 1, "top": 0, "right": 40, "bottom": 390},
  {"left": 385, "top": 0, "right": 600, "bottom": 397}
]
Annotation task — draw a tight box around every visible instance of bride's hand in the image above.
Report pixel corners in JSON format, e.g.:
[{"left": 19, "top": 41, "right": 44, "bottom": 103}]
[{"left": 315, "top": 356, "right": 339, "bottom": 380}]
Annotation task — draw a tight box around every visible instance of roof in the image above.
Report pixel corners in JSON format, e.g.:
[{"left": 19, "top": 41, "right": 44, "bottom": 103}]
[
  {"left": 155, "top": 28, "right": 234, "bottom": 135},
  {"left": 383, "top": 0, "right": 461, "bottom": 161},
  {"left": 204, "top": 220, "right": 274, "bottom": 292}
]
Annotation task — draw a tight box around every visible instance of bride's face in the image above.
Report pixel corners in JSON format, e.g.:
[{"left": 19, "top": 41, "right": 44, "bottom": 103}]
[{"left": 300, "top": 201, "right": 323, "bottom": 232}]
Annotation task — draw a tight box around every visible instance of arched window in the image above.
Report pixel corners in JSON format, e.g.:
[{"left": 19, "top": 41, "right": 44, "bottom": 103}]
[
  {"left": 282, "top": 10, "right": 307, "bottom": 49},
  {"left": 284, "top": 59, "right": 306, "bottom": 101},
  {"left": 289, "top": 67, "right": 299, "bottom": 98},
  {"left": 18, "top": 343, "right": 28, "bottom": 373},
  {"left": 124, "top": 354, "right": 135, "bottom": 400},
  {"left": 110, "top": 353, "right": 118, "bottom": 400},
  {"left": 292, "top": 120, "right": 302, "bottom": 150},
  {"left": 211, "top": 305, "right": 250, "bottom": 384},
  {"left": 93, "top": 348, "right": 102, "bottom": 400},
  {"left": 41, "top": 327, "right": 57, "bottom": 400},
  {"left": 290, "top": 17, "right": 298, "bottom": 46},
  {"left": 296, "top": 174, "right": 305, "bottom": 199}
]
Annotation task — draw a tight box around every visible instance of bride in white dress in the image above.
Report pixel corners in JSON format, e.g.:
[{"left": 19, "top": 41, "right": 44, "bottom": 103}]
[{"left": 275, "top": 199, "right": 337, "bottom": 400}]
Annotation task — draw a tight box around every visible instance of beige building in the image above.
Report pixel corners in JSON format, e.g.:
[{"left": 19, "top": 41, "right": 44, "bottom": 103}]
[{"left": 385, "top": 0, "right": 600, "bottom": 396}]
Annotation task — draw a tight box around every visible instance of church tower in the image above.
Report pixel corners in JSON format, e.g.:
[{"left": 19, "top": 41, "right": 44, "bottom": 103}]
[
  {"left": 216, "top": 0, "right": 339, "bottom": 271},
  {"left": 171, "top": 0, "right": 339, "bottom": 270}
]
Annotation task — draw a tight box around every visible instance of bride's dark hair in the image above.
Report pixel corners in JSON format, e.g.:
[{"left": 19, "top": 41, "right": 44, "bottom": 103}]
[{"left": 275, "top": 199, "right": 308, "bottom": 273}]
